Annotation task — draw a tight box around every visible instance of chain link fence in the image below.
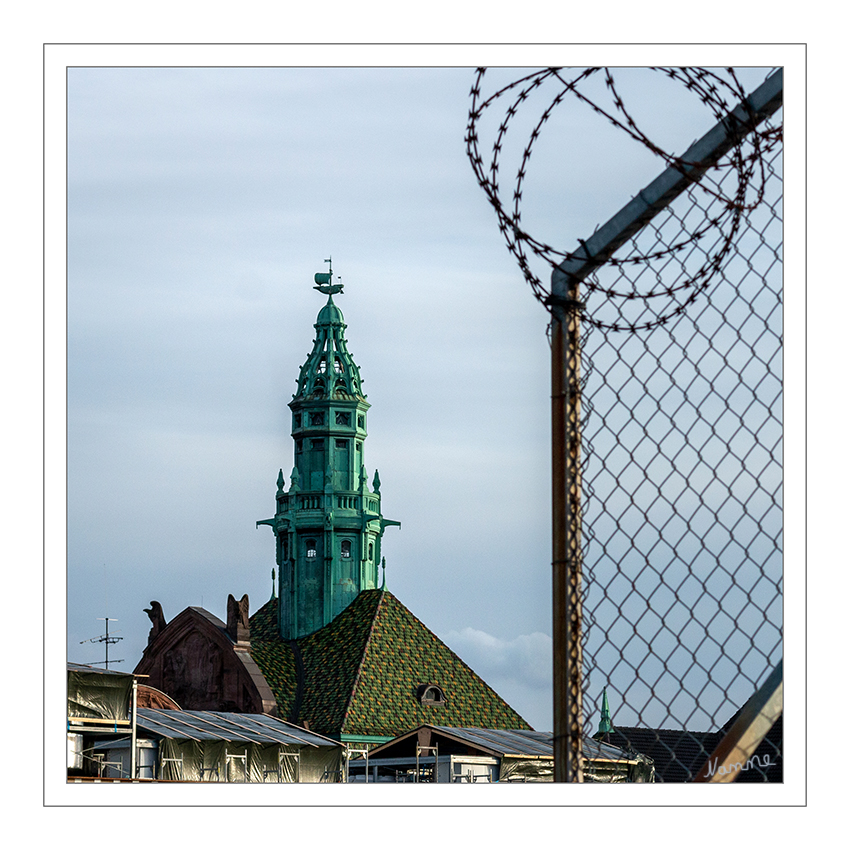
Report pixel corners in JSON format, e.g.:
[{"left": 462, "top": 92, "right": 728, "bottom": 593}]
[{"left": 467, "top": 67, "right": 783, "bottom": 782}]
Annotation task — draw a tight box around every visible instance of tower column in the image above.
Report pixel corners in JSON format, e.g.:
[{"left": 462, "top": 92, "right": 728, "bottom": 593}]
[{"left": 257, "top": 261, "right": 400, "bottom": 639}]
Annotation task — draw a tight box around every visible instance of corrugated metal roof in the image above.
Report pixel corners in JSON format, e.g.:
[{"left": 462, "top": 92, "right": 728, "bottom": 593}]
[
  {"left": 583, "top": 735, "right": 643, "bottom": 764},
  {"left": 135, "top": 709, "right": 339, "bottom": 748},
  {"left": 431, "top": 726, "right": 638, "bottom": 763},
  {"left": 67, "top": 662, "right": 133, "bottom": 677},
  {"left": 433, "top": 726, "right": 553, "bottom": 757}
]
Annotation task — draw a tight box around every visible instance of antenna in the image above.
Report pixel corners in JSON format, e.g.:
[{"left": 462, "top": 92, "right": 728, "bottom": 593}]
[{"left": 80, "top": 617, "right": 124, "bottom": 669}]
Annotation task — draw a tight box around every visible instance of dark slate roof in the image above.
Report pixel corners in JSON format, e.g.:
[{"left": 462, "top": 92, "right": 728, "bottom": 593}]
[
  {"left": 601, "top": 727, "right": 716, "bottom": 783},
  {"left": 249, "top": 590, "right": 531, "bottom": 739},
  {"left": 602, "top": 713, "right": 782, "bottom": 783}
]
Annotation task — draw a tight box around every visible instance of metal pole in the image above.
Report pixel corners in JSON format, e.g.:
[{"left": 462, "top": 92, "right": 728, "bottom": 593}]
[
  {"left": 130, "top": 677, "right": 138, "bottom": 780},
  {"left": 550, "top": 269, "right": 584, "bottom": 782}
]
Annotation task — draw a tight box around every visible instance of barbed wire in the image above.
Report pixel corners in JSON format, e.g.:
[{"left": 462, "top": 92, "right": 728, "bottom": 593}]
[{"left": 465, "top": 67, "right": 782, "bottom": 332}]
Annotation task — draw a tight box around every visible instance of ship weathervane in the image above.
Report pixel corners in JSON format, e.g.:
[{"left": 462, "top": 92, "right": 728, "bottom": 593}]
[{"left": 313, "top": 256, "right": 343, "bottom": 295}]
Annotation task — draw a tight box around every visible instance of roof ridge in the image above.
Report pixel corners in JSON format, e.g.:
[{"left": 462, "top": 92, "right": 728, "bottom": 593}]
[
  {"left": 288, "top": 639, "right": 306, "bottom": 724},
  {"left": 339, "top": 589, "right": 386, "bottom": 731}
]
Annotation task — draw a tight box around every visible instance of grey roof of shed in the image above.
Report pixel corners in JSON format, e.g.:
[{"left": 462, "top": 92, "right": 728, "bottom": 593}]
[
  {"left": 135, "top": 708, "right": 340, "bottom": 748},
  {"left": 371, "top": 725, "right": 641, "bottom": 763},
  {"left": 68, "top": 662, "right": 133, "bottom": 677},
  {"left": 433, "top": 726, "right": 554, "bottom": 758}
]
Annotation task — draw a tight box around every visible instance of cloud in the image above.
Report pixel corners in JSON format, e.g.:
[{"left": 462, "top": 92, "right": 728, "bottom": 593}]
[{"left": 442, "top": 627, "right": 552, "bottom": 730}]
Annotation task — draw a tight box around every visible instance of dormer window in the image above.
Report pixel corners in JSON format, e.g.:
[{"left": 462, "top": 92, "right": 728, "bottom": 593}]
[{"left": 417, "top": 684, "right": 446, "bottom": 706}]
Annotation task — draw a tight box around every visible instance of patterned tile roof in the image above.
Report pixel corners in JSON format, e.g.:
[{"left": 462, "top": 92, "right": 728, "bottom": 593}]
[
  {"left": 249, "top": 590, "right": 531, "bottom": 739},
  {"left": 247, "top": 598, "right": 298, "bottom": 719}
]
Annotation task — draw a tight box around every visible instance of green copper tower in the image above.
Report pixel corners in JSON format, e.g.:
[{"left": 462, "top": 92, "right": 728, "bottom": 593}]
[{"left": 258, "top": 260, "right": 399, "bottom": 639}]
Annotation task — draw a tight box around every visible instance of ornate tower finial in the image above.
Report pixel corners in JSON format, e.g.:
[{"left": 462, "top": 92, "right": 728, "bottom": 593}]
[
  {"left": 381, "top": 557, "right": 387, "bottom": 590},
  {"left": 313, "top": 256, "right": 343, "bottom": 296}
]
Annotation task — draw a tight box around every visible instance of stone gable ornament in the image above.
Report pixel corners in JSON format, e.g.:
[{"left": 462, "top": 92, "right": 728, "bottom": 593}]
[
  {"left": 226, "top": 593, "right": 251, "bottom": 644},
  {"left": 143, "top": 601, "right": 167, "bottom": 645}
]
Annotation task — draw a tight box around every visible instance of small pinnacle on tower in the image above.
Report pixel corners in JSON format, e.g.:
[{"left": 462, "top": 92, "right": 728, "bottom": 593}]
[{"left": 597, "top": 687, "right": 613, "bottom": 736}]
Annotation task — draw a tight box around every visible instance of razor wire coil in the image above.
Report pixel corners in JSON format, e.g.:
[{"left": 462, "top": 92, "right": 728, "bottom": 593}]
[{"left": 465, "top": 66, "right": 782, "bottom": 332}]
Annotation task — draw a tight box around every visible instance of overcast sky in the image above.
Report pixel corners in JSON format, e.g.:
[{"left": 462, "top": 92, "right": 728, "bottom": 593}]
[
  {"left": 66, "top": 64, "right": 556, "bottom": 727},
  {"left": 59, "top": 49, "right": 798, "bottom": 734}
]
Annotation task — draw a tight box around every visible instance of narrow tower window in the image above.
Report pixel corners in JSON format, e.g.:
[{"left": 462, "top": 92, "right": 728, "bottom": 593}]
[
  {"left": 341, "top": 540, "right": 352, "bottom": 559},
  {"left": 306, "top": 540, "right": 317, "bottom": 559}
]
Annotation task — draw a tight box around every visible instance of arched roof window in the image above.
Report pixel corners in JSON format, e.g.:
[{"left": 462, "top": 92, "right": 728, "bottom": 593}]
[{"left": 417, "top": 683, "right": 446, "bottom": 706}]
